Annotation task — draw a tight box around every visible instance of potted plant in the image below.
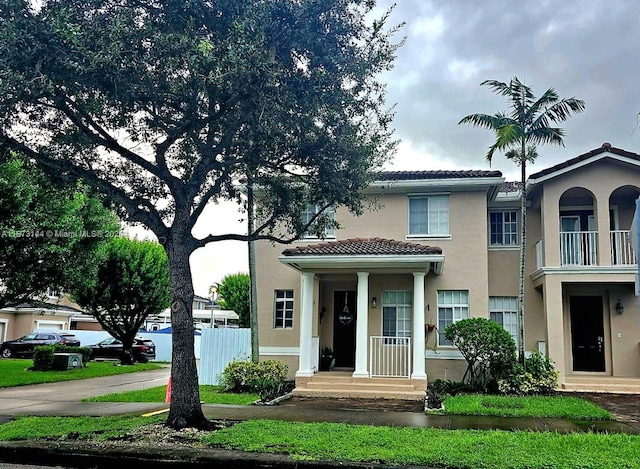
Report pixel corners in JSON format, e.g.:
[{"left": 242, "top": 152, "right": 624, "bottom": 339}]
[{"left": 319, "top": 346, "right": 335, "bottom": 371}]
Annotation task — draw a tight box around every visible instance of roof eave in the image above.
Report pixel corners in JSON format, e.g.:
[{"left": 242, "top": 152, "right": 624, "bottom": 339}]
[{"left": 278, "top": 254, "right": 445, "bottom": 273}]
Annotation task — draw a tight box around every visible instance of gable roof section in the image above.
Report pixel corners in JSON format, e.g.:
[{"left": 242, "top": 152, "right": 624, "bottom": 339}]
[
  {"left": 282, "top": 237, "right": 442, "bottom": 256},
  {"left": 528, "top": 143, "right": 640, "bottom": 183}
]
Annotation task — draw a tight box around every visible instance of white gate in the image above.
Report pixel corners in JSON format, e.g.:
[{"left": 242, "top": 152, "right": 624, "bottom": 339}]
[{"left": 370, "top": 336, "right": 411, "bottom": 378}]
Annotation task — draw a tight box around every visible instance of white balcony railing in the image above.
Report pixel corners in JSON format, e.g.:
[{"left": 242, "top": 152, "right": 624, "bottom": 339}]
[
  {"left": 611, "top": 230, "right": 638, "bottom": 265},
  {"left": 560, "top": 231, "right": 597, "bottom": 266},
  {"left": 370, "top": 336, "right": 411, "bottom": 378}
]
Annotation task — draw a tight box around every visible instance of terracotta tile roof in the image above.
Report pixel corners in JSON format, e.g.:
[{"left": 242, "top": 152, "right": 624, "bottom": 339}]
[
  {"left": 281, "top": 237, "right": 442, "bottom": 256},
  {"left": 529, "top": 142, "right": 640, "bottom": 179},
  {"left": 375, "top": 169, "right": 502, "bottom": 181}
]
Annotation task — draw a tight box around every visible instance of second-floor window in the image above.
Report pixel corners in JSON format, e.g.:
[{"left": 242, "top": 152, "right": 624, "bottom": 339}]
[
  {"left": 302, "top": 205, "right": 335, "bottom": 239},
  {"left": 382, "top": 290, "right": 412, "bottom": 338},
  {"left": 408, "top": 195, "right": 449, "bottom": 236},
  {"left": 274, "top": 290, "right": 294, "bottom": 329},
  {"left": 489, "top": 210, "right": 518, "bottom": 246}
]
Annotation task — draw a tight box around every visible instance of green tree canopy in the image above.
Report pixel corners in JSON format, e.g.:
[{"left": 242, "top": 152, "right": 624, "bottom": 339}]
[
  {"left": 0, "top": 0, "right": 403, "bottom": 429},
  {"left": 0, "top": 155, "right": 120, "bottom": 308},
  {"left": 69, "top": 236, "right": 171, "bottom": 364},
  {"left": 216, "top": 273, "right": 250, "bottom": 328}
]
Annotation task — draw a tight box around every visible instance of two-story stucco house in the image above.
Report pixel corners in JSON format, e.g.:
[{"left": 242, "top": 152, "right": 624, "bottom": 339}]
[{"left": 255, "top": 143, "right": 640, "bottom": 400}]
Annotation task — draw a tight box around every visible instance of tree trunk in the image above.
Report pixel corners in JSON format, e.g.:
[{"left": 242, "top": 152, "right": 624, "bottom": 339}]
[
  {"left": 164, "top": 234, "right": 209, "bottom": 430},
  {"left": 517, "top": 140, "right": 527, "bottom": 367},
  {"left": 247, "top": 181, "right": 259, "bottom": 363}
]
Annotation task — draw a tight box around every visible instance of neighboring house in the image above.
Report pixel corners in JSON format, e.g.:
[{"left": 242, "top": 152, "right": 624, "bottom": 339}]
[
  {"left": 255, "top": 143, "right": 640, "bottom": 399},
  {"left": 143, "top": 294, "right": 239, "bottom": 331},
  {"left": 0, "top": 289, "right": 85, "bottom": 342}
]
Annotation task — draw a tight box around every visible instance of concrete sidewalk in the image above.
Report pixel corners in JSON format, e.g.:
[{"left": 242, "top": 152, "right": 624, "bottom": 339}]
[{"left": 0, "top": 368, "right": 638, "bottom": 434}]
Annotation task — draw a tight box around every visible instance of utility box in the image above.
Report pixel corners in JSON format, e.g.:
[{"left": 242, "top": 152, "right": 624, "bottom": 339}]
[{"left": 53, "top": 353, "right": 83, "bottom": 371}]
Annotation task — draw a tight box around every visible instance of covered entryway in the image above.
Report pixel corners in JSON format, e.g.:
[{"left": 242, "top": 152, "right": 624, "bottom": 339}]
[
  {"left": 570, "top": 295, "right": 605, "bottom": 372},
  {"left": 279, "top": 237, "right": 445, "bottom": 399}
]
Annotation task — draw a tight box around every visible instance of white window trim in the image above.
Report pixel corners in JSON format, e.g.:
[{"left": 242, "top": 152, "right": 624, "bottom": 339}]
[
  {"left": 436, "top": 290, "right": 469, "bottom": 347},
  {"left": 488, "top": 210, "right": 519, "bottom": 247},
  {"left": 273, "top": 290, "right": 294, "bottom": 330},
  {"left": 381, "top": 290, "right": 412, "bottom": 338},
  {"left": 407, "top": 194, "right": 450, "bottom": 237},
  {"left": 299, "top": 205, "right": 336, "bottom": 241},
  {"left": 489, "top": 296, "right": 519, "bottom": 348}
]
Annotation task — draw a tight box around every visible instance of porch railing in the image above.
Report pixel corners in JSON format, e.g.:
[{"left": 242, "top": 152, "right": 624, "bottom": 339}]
[
  {"left": 560, "top": 231, "right": 597, "bottom": 266},
  {"left": 369, "top": 336, "right": 411, "bottom": 378},
  {"left": 611, "top": 230, "right": 637, "bottom": 265}
]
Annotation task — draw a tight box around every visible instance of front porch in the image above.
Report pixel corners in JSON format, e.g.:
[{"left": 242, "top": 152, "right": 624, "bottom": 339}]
[{"left": 293, "top": 371, "right": 427, "bottom": 400}]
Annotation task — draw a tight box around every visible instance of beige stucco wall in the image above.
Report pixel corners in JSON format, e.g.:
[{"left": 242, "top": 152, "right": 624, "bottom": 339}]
[{"left": 256, "top": 187, "right": 494, "bottom": 380}]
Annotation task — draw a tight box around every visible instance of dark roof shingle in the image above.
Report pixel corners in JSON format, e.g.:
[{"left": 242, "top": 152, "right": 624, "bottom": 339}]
[
  {"left": 529, "top": 142, "right": 640, "bottom": 179},
  {"left": 374, "top": 170, "right": 502, "bottom": 181},
  {"left": 282, "top": 237, "right": 442, "bottom": 256}
]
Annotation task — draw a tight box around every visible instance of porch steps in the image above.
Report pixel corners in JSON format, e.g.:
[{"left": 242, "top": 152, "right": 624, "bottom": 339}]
[
  {"left": 293, "top": 372, "right": 426, "bottom": 401},
  {"left": 560, "top": 377, "right": 640, "bottom": 394}
]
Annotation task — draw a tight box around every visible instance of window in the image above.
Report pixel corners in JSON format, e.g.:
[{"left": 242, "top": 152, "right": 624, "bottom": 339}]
[
  {"left": 302, "top": 205, "right": 335, "bottom": 239},
  {"left": 437, "top": 290, "right": 469, "bottom": 345},
  {"left": 489, "top": 297, "right": 518, "bottom": 347},
  {"left": 382, "top": 290, "right": 412, "bottom": 339},
  {"left": 408, "top": 195, "right": 449, "bottom": 236},
  {"left": 489, "top": 211, "right": 518, "bottom": 246},
  {"left": 274, "top": 290, "right": 294, "bottom": 329}
]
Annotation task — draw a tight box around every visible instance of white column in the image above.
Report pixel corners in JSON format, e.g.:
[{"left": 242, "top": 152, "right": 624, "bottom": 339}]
[
  {"left": 296, "top": 272, "right": 315, "bottom": 378},
  {"left": 353, "top": 272, "right": 370, "bottom": 378},
  {"left": 411, "top": 272, "right": 427, "bottom": 380}
]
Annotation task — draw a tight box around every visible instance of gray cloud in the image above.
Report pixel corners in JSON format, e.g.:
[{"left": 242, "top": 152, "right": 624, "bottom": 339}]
[{"left": 375, "top": 0, "right": 640, "bottom": 180}]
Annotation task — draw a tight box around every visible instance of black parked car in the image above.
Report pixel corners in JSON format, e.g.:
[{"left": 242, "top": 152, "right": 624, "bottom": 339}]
[
  {"left": 89, "top": 337, "right": 156, "bottom": 363},
  {"left": 0, "top": 332, "right": 81, "bottom": 358}
]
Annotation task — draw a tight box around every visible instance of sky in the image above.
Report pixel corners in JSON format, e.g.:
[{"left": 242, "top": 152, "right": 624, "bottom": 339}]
[{"left": 129, "top": 0, "right": 640, "bottom": 297}]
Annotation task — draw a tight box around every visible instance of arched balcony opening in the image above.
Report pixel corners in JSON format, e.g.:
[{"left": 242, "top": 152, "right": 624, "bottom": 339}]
[
  {"left": 609, "top": 185, "right": 640, "bottom": 265},
  {"left": 558, "top": 187, "right": 596, "bottom": 266}
]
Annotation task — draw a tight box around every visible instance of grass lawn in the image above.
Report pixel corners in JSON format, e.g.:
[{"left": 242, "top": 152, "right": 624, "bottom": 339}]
[
  {"left": 0, "top": 359, "right": 165, "bottom": 388},
  {"left": 83, "top": 385, "right": 259, "bottom": 405},
  {"left": 0, "top": 415, "right": 638, "bottom": 469},
  {"left": 442, "top": 394, "right": 614, "bottom": 420}
]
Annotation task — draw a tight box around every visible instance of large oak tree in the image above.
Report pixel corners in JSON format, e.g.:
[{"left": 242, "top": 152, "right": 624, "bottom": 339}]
[{"left": 0, "top": 0, "right": 403, "bottom": 429}]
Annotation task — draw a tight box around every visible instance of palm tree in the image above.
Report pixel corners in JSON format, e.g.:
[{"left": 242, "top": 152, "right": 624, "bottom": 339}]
[{"left": 459, "top": 77, "right": 585, "bottom": 365}]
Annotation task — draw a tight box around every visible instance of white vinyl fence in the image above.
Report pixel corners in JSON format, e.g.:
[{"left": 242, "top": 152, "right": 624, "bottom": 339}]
[
  {"left": 198, "top": 328, "right": 251, "bottom": 385},
  {"left": 56, "top": 327, "right": 250, "bottom": 385}
]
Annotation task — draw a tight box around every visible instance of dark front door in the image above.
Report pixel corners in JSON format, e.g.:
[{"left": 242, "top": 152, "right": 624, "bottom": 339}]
[
  {"left": 570, "top": 296, "right": 605, "bottom": 372},
  {"left": 333, "top": 290, "right": 356, "bottom": 368}
]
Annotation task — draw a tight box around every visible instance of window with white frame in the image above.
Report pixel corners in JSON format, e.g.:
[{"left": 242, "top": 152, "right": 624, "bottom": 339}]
[
  {"left": 301, "top": 205, "right": 335, "bottom": 239},
  {"left": 273, "top": 290, "right": 294, "bottom": 329},
  {"left": 489, "top": 210, "right": 518, "bottom": 246},
  {"left": 437, "top": 290, "right": 469, "bottom": 345},
  {"left": 408, "top": 195, "right": 449, "bottom": 236},
  {"left": 489, "top": 296, "right": 518, "bottom": 347},
  {"left": 382, "top": 291, "right": 412, "bottom": 340}
]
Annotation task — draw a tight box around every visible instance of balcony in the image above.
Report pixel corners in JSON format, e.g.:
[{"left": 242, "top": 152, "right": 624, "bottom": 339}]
[{"left": 556, "top": 230, "right": 637, "bottom": 267}]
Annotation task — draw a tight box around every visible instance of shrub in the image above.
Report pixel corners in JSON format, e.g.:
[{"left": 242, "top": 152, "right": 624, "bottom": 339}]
[
  {"left": 444, "top": 318, "right": 517, "bottom": 392},
  {"left": 430, "top": 379, "right": 472, "bottom": 397},
  {"left": 32, "top": 345, "right": 92, "bottom": 371},
  {"left": 497, "top": 351, "right": 559, "bottom": 395},
  {"left": 221, "top": 359, "right": 289, "bottom": 402}
]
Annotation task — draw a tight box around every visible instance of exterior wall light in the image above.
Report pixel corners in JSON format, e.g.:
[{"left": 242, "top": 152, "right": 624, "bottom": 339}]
[
  {"left": 371, "top": 297, "right": 377, "bottom": 308},
  {"left": 615, "top": 299, "right": 624, "bottom": 315}
]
